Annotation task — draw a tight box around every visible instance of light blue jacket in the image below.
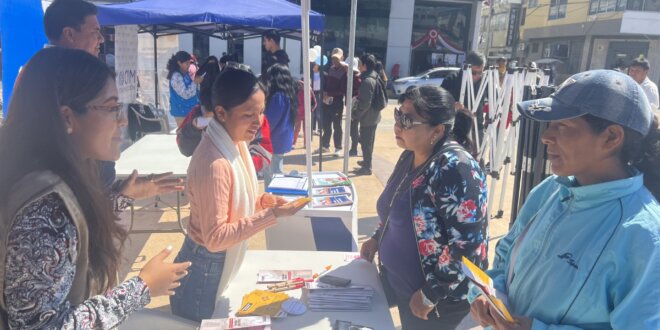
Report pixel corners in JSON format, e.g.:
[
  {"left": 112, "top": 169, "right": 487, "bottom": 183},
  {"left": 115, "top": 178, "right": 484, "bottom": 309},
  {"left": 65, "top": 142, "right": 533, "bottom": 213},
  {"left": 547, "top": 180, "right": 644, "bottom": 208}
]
[{"left": 469, "top": 169, "right": 659, "bottom": 329}]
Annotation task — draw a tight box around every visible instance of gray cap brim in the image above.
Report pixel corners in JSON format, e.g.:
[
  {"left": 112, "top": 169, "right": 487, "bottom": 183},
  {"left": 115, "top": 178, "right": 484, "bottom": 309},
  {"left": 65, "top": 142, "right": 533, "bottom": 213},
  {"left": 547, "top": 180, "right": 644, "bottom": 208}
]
[{"left": 517, "top": 97, "right": 586, "bottom": 122}]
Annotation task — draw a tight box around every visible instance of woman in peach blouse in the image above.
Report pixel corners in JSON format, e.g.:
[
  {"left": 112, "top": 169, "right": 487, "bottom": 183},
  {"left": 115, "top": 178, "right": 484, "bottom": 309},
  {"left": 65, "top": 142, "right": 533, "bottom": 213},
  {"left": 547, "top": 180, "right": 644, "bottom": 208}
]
[{"left": 170, "top": 66, "right": 307, "bottom": 322}]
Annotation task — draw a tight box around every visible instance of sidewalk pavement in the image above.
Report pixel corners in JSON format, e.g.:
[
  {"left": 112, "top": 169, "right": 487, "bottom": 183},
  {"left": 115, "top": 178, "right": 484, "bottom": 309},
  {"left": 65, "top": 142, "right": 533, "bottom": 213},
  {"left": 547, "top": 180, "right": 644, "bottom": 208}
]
[{"left": 117, "top": 102, "right": 515, "bottom": 329}]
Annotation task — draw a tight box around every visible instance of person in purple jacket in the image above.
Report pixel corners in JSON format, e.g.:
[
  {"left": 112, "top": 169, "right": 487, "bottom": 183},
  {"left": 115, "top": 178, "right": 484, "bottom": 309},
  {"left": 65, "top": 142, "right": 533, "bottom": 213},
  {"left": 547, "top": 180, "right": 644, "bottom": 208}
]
[{"left": 262, "top": 64, "right": 298, "bottom": 187}]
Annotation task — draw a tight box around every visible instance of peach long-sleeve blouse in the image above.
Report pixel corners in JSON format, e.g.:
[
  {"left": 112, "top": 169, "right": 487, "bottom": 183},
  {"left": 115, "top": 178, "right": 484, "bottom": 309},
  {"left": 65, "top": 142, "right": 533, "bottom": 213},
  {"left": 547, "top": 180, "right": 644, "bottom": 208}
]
[{"left": 186, "top": 134, "right": 277, "bottom": 252}]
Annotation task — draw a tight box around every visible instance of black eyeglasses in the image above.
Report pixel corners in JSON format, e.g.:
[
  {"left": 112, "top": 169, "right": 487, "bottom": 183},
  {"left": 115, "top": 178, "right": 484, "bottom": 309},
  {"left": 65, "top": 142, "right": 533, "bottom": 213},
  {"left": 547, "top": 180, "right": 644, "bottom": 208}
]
[
  {"left": 394, "top": 107, "right": 428, "bottom": 130},
  {"left": 88, "top": 102, "right": 126, "bottom": 121}
]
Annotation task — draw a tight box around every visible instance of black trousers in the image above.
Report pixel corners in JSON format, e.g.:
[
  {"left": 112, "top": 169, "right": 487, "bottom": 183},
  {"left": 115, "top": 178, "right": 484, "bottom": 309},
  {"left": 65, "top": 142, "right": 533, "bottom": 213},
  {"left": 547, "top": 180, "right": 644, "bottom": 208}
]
[
  {"left": 312, "top": 91, "right": 322, "bottom": 131},
  {"left": 350, "top": 119, "right": 360, "bottom": 152},
  {"left": 396, "top": 295, "right": 470, "bottom": 330},
  {"left": 381, "top": 271, "right": 470, "bottom": 330},
  {"left": 321, "top": 96, "right": 344, "bottom": 149},
  {"left": 359, "top": 125, "right": 377, "bottom": 169}
]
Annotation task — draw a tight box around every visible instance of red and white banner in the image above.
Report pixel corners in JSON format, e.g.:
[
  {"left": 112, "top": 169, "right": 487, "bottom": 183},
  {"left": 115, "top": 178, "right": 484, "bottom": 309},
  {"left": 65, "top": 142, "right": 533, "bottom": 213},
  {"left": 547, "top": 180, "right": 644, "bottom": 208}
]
[{"left": 411, "top": 28, "right": 465, "bottom": 54}]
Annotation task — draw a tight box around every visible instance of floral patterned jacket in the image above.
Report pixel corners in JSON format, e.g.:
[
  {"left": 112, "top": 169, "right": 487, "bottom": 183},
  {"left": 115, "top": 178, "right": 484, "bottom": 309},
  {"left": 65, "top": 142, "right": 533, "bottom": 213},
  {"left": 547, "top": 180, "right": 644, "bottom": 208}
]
[{"left": 375, "top": 140, "right": 489, "bottom": 304}]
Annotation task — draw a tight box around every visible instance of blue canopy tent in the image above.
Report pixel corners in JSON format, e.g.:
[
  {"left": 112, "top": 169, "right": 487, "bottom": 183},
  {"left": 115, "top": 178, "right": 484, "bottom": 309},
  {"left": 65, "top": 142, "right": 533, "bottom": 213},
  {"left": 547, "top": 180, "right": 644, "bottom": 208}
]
[
  {"left": 96, "top": 0, "right": 325, "bottom": 108},
  {"left": 0, "top": 0, "right": 47, "bottom": 118}
]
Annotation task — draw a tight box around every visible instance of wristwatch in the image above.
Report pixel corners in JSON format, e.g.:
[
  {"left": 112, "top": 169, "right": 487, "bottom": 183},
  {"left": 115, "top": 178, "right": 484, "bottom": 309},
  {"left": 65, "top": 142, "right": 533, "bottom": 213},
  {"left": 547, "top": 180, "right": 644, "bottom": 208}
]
[{"left": 420, "top": 290, "right": 436, "bottom": 308}]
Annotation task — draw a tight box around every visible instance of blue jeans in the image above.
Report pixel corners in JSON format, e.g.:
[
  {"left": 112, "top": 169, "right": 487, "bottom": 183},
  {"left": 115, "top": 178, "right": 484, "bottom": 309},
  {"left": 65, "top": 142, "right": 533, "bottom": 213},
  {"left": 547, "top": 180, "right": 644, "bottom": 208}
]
[
  {"left": 170, "top": 236, "right": 226, "bottom": 322},
  {"left": 264, "top": 153, "right": 285, "bottom": 188}
]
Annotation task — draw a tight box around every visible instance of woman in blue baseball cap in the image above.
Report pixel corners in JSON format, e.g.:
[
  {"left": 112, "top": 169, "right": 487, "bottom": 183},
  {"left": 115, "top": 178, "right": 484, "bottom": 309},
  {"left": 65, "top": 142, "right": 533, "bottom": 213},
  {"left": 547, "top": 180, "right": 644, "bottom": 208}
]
[{"left": 469, "top": 69, "right": 659, "bottom": 329}]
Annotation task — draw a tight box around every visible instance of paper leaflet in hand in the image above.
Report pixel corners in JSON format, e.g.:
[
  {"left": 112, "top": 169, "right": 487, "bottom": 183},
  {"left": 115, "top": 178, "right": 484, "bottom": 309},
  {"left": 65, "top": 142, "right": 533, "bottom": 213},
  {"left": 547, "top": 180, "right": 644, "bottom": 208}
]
[{"left": 461, "top": 256, "right": 514, "bottom": 322}]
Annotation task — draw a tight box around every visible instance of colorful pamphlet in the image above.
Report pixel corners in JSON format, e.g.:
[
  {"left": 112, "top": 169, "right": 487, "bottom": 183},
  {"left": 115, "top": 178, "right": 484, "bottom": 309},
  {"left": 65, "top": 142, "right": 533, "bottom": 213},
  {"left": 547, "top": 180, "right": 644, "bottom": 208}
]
[
  {"left": 237, "top": 290, "right": 289, "bottom": 317},
  {"left": 311, "top": 173, "right": 351, "bottom": 187},
  {"left": 311, "top": 194, "right": 353, "bottom": 208},
  {"left": 312, "top": 186, "right": 352, "bottom": 196},
  {"left": 461, "top": 256, "right": 514, "bottom": 322}
]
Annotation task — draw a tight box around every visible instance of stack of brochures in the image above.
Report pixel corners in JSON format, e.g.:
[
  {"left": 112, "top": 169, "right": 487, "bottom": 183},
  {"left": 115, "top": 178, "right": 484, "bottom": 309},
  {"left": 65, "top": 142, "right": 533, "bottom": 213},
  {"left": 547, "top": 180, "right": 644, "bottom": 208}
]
[
  {"left": 310, "top": 173, "right": 353, "bottom": 208},
  {"left": 303, "top": 282, "right": 374, "bottom": 312},
  {"left": 266, "top": 172, "right": 354, "bottom": 208}
]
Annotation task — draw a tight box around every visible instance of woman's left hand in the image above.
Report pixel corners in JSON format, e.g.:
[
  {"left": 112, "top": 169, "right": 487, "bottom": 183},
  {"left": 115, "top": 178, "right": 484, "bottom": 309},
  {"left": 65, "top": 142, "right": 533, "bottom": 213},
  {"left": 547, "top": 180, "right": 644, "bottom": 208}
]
[
  {"left": 120, "top": 170, "right": 185, "bottom": 200},
  {"left": 489, "top": 303, "right": 532, "bottom": 330},
  {"left": 261, "top": 193, "right": 289, "bottom": 208},
  {"left": 409, "top": 290, "right": 435, "bottom": 320}
]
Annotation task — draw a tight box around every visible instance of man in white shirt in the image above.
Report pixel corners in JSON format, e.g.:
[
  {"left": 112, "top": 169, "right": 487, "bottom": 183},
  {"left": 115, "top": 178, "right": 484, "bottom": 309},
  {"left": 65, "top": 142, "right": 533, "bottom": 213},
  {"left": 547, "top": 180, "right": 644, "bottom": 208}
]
[{"left": 627, "top": 56, "right": 659, "bottom": 114}]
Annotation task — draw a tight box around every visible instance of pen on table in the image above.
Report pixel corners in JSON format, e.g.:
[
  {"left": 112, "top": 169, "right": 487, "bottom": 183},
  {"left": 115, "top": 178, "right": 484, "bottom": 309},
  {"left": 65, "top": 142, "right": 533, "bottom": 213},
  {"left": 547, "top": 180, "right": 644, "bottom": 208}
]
[
  {"left": 269, "top": 282, "right": 305, "bottom": 292},
  {"left": 313, "top": 265, "right": 332, "bottom": 280}
]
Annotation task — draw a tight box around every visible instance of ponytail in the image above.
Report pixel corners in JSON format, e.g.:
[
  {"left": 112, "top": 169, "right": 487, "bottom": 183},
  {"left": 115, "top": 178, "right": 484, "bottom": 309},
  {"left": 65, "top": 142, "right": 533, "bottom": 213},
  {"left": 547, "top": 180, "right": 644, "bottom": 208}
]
[
  {"left": 633, "top": 116, "right": 660, "bottom": 200},
  {"left": 584, "top": 113, "right": 660, "bottom": 200},
  {"left": 452, "top": 108, "right": 477, "bottom": 157},
  {"left": 166, "top": 51, "right": 192, "bottom": 80}
]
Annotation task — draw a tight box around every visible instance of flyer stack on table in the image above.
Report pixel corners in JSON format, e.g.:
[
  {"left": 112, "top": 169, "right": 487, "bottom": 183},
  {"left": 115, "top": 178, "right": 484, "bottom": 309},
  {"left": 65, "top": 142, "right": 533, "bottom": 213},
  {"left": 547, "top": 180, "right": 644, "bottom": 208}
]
[{"left": 265, "top": 172, "right": 358, "bottom": 251}]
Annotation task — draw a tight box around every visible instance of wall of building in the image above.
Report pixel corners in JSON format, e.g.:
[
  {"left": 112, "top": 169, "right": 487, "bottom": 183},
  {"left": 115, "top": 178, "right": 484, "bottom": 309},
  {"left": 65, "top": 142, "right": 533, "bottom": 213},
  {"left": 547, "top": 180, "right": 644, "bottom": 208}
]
[{"left": 385, "top": 0, "right": 415, "bottom": 77}]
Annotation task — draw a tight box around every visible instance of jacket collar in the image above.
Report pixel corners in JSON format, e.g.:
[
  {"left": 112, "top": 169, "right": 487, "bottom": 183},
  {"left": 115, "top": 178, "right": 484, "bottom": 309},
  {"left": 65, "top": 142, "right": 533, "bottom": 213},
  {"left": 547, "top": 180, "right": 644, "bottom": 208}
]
[{"left": 553, "top": 167, "right": 644, "bottom": 207}]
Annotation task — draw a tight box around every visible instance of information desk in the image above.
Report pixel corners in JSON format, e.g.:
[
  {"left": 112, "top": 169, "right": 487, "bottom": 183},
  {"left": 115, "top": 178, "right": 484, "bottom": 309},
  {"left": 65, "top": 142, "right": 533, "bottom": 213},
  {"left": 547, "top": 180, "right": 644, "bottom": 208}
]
[
  {"left": 265, "top": 172, "right": 358, "bottom": 252},
  {"left": 213, "top": 250, "right": 396, "bottom": 330},
  {"left": 115, "top": 134, "right": 190, "bottom": 234}
]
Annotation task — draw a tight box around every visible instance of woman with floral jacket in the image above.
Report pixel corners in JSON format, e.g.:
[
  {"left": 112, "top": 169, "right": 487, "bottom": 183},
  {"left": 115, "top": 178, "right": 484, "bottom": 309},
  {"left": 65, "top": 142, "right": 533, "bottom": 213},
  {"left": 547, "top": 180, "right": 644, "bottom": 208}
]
[{"left": 361, "top": 85, "right": 489, "bottom": 330}]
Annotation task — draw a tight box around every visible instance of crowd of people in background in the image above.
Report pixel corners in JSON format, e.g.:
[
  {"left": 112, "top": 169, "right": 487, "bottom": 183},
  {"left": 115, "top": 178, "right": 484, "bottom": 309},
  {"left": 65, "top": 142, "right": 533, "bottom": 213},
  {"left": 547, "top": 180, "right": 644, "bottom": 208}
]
[{"left": 0, "top": 1, "right": 658, "bottom": 329}]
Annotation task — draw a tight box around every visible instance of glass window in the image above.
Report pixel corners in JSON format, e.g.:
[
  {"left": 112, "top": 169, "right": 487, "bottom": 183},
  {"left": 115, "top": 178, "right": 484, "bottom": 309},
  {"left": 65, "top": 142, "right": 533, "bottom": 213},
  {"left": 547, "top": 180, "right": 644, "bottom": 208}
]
[
  {"left": 428, "top": 69, "right": 453, "bottom": 78},
  {"left": 549, "top": 0, "right": 567, "bottom": 19},
  {"left": 528, "top": 0, "right": 539, "bottom": 8},
  {"left": 590, "top": 0, "right": 630, "bottom": 13},
  {"left": 410, "top": 1, "right": 472, "bottom": 74},
  {"left": 311, "top": 0, "right": 391, "bottom": 63}
]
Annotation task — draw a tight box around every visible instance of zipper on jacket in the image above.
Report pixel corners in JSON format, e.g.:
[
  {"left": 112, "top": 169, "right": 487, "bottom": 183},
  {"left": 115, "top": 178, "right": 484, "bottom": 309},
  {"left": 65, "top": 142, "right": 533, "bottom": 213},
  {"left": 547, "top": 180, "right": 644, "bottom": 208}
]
[
  {"left": 409, "top": 181, "right": 441, "bottom": 318},
  {"left": 510, "top": 194, "right": 573, "bottom": 305}
]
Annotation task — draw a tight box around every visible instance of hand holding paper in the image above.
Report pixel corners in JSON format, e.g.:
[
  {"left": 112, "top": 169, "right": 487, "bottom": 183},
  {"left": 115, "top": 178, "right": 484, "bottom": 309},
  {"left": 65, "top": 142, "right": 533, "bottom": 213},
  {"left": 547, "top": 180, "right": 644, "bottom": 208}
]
[{"left": 462, "top": 256, "right": 515, "bottom": 323}]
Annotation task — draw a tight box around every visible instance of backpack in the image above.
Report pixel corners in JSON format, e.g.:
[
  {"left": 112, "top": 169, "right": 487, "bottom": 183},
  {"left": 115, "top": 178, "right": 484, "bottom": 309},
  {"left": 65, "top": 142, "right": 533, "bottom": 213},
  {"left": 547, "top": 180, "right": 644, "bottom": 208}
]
[{"left": 371, "top": 75, "right": 388, "bottom": 112}]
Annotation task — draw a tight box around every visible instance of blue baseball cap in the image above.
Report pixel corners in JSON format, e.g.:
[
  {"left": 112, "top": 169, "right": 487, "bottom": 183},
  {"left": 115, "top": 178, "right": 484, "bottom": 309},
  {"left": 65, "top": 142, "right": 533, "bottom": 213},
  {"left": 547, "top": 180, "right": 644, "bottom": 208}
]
[{"left": 517, "top": 69, "right": 653, "bottom": 135}]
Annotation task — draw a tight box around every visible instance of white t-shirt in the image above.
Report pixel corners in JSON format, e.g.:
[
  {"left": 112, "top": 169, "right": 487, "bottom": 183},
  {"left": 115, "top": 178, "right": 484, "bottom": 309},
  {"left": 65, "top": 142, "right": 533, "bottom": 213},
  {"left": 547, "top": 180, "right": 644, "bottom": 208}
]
[
  {"left": 313, "top": 72, "right": 321, "bottom": 91},
  {"left": 640, "top": 77, "right": 659, "bottom": 114}
]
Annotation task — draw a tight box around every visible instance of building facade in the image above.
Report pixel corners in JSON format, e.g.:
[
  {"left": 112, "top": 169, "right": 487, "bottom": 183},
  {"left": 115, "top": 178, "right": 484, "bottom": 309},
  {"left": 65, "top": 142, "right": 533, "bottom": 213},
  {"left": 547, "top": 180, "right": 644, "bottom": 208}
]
[
  {"left": 176, "top": 0, "right": 483, "bottom": 79},
  {"left": 519, "top": 0, "right": 660, "bottom": 83},
  {"left": 478, "top": 0, "right": 523, "bottom": 63}
]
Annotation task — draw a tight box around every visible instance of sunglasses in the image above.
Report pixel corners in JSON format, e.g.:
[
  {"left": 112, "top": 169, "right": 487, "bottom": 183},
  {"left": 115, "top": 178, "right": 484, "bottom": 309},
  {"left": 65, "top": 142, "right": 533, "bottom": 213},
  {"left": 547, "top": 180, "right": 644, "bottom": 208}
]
[{"left": 394, "top": 107, "right": 428, "bottom": 130}]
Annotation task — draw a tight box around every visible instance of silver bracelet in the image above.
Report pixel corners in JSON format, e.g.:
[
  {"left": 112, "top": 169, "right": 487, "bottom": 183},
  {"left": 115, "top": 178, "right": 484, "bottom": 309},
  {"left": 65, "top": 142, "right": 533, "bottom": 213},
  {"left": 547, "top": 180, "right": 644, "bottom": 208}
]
[{"left": 421, "top": 290, "right": 437, "bottom": 307}]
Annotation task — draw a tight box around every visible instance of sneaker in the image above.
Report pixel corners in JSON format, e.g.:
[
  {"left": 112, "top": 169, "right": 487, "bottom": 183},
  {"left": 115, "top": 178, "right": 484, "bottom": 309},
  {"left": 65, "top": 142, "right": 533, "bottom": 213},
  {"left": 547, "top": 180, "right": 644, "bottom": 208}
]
[
  {"left": 352, "top": 167, "right": 372, "bottom": 176},
  {"left": 333, "top": 148, "right": 343, "bottom": 157},
  {"left": 313, "top": 147, "right": 330, "bottom": 154},
  {"left": 349, "top": 149, "right": 358, "bottom": 157}
]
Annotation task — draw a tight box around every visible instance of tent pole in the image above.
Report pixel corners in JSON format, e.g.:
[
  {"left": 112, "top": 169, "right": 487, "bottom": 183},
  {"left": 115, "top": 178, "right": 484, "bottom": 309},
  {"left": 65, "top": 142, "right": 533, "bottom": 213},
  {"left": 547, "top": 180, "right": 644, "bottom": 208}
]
[
  {"left": 153, "top": 26, "right": 159, "bottom": 109},
  {"left": 301, "top": 0, "right": 313, "bottom": 197},
  {"left": 342, "top": 0, "right": 357, "bottom": 174},
  {"left": 318, "top": 33, "right": 325, "bottom": 172}
]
